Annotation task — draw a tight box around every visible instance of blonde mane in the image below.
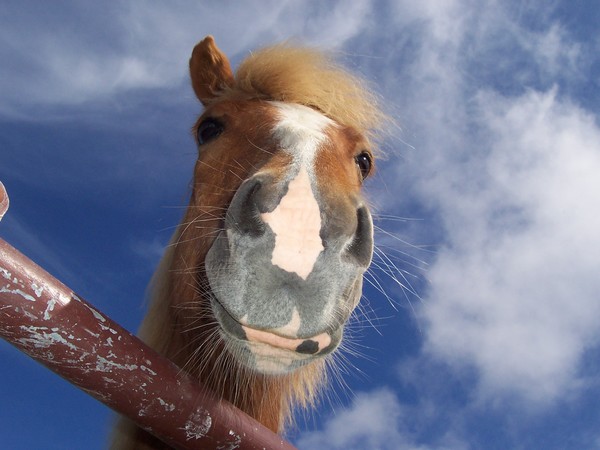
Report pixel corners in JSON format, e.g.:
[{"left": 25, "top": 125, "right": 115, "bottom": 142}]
[{"left": 216, "top": 44, "right": 387, "bottom": 144}]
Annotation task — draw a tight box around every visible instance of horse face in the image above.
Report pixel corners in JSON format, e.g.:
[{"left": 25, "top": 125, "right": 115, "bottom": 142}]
[{"left": 193, "top": 99, "right": 374, "bottom": 374}]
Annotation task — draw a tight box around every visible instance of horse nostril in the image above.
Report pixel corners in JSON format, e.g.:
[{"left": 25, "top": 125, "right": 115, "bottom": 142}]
[
  {"left": 226, "top": 178, "right": 266, "bottom": 237},
  {"left": 345, "top": 206, "right": 374, "bottom": 267},
  {"left": 295, "top": 339, "right": 320, "bottom": 355}
]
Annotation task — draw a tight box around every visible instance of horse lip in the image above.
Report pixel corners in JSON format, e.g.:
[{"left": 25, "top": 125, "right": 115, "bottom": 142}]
[
  {"left": 209, "top": 295, "right": 332, "bottom": 354},
  {"left": 241, "top": 324, "right": 331, "bottom": 354}
]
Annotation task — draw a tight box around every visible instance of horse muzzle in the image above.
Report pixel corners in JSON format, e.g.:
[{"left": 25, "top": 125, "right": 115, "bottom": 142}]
[{"left": 205, "top": 168, "right": 373, "bottom": 373}]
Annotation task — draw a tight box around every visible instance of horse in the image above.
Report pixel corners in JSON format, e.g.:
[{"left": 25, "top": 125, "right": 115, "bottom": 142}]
[{"left": 114, "top": 35, "right": 387, "bottom": 449}]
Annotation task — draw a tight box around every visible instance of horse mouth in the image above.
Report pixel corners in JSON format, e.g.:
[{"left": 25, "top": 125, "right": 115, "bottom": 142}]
[
  {"left": 209, "top": 295, "right": 339, "bottom": 374},
  {"left": 241, "top": 325, "right": 332, "bottom": 355}
]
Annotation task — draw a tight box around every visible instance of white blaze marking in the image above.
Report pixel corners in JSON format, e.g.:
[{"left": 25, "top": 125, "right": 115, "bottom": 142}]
[
  {"left": 270, "top": 102, "right": 334, "bottom": 169},
  {"left": 261, "top": 167, "right": 323, "bottom": 279},
  {"left": 261, "top": 102, "right": 334, "bottom": 279}
]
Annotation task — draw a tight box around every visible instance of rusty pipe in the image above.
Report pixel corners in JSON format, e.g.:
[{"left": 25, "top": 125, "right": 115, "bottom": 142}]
[{"left": 0, "top": 184, "right": 296, "bottom": 450}]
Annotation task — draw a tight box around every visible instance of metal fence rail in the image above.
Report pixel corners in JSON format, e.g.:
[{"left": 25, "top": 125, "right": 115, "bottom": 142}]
[{"left": 0, "top": 182, "right": 296, "bottom": 450}]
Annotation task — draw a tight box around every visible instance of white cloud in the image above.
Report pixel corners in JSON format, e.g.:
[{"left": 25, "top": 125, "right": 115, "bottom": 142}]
[
  {"left": 422, "top": 88, "right": 600, "bottom": 405},
  {"left": 296, "top": 387, "right": 470, "bottom": 450},
  {"left": 375, "top": 0, "right": 600, "bottom": 408},
  {"left": 390, "top": 0, "right": 466, "bottom": 45},
  {"left": 295, "top": 389, "right": 409, "bottom": 450},
  {"left": 527, "top": 24, "right": 582, "bottom": 77},
  {"left": 0, "top": 0, "right": 375, "bottom": 116}
]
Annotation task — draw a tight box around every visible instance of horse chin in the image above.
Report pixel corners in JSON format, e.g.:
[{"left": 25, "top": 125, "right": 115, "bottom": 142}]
[
  {"left": 222, "top": 335, "right": 319, "bottom": 375},
  {"left": 209, "top": 294, "right": 342, "bottom": 375}
]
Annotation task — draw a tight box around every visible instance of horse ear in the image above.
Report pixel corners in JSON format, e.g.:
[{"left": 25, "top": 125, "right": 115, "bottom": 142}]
[{"left": 189, "top": 36, "right": 235, "bottom": 105}]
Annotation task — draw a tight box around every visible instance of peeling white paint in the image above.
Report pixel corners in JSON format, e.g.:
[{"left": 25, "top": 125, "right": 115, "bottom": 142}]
[
  {"left": 140, "top": 365, "right": 157, "bottom": 376},
  {"left": 157, "top": 398, "right": 176, "bottom": 412},
  {"left": 0, "top": 267, "right": 12, "bottom": 281},
  {"left": 17, "top": 326, "right": 82, "bottom": 353},
  {"left": 0, "top": 286, "right": 37, "bottom": 302},
  {"left": 99, "top": 324, "right": 118, "bottom": 335},
  {"left": 83, "top": 328, "right": 100, "bottom": 338},
  {"left": 86, "top": 389, "right": 112, "bottom": 403},
  {"left": 94, "top": 356, "right": 138, "bottom": 373},
  {"left": 215, "top": 429, "right": 242, "bottom": 450},
  {"left": 43, "top": 297, "right": 58, "bottom": 320},
  {"left": 181, "top": 408, "right": 212, "bottom": 440},
  {"left": 22, "top": 309, "right": 39, "bottom": 321},
  {"left": 39, "top": 286, "right": 71, "bottom": 307},
  {"left": 31, "top": 282, "right": 44, "bottom": 298},
  {"left": 83, "top": 303, "right": 106, "bottom": 322}
]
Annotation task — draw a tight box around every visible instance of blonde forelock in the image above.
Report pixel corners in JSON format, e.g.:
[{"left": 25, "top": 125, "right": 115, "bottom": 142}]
[{"left": 217, "top": 44, "right": 387, "bottom": 145}]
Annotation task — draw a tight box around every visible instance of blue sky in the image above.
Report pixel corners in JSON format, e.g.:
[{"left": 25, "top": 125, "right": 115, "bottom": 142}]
[{"left": 1, "top": 1, "right": 600, "bottom": 449}]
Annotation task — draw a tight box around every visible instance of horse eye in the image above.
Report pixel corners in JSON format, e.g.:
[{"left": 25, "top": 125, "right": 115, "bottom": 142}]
[
  {"left": 355, "top": 152, "right": 373, "bottom": 180},
  {"left": 197, "top": 118, "right": 224, "bottom": 145}
]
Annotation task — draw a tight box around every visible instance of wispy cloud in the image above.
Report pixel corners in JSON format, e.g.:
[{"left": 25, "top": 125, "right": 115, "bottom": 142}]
[
  {"left": 296, "top": 387, "right": 469, "bottom": 450},
  {"left": 0, "top": 0, "right": 376, "bottom": 117},
  {"left": 296, "top": 388, "right": 408, "bottom": 450},
  {"left": 423, "top": 87, "right": 600, "bottom": 405},
  {"left": 387, "top": 0, "right": 600, "bottom": 407}
]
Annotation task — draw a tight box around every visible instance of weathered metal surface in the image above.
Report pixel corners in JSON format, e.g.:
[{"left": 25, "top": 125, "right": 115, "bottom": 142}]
[{"left": 0, "top": 235, "right": 296, "bottom": 450}]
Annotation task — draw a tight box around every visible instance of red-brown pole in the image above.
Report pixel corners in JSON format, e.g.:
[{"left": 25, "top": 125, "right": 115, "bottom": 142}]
[{"left": 0, "top": 183, "right": 296, "bottom": 450}]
